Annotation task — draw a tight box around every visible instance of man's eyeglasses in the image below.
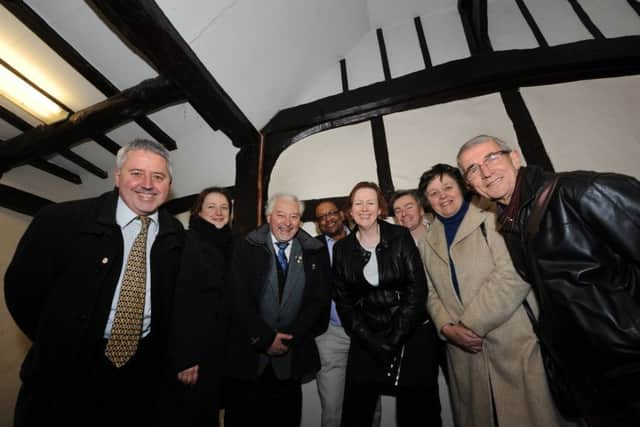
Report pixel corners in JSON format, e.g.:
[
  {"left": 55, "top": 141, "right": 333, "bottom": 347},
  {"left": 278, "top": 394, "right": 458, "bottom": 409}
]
[
  {"left": 463, "top": 150, "right": 511, "bottom": 180},
  {"left": 316, "top": 210, "right": 339, "bottom": 221}
]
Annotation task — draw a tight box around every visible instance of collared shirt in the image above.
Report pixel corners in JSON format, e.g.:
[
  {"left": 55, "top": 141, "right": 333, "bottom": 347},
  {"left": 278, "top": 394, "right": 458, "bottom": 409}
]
[
  {"left": 324, "top": 226, "right": 350, "bottom": 326},
  {"left": 270, "top": 233, "right": 292, "bottom": 261},
  {"left": 104, "top": 197, "right": 159, "bottom": 339}
]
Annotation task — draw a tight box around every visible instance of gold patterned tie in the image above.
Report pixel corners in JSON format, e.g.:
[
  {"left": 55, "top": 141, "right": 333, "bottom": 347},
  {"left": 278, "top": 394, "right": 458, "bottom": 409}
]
[{"left": 105, "top": 216, "right": 150, "bottom": 367}]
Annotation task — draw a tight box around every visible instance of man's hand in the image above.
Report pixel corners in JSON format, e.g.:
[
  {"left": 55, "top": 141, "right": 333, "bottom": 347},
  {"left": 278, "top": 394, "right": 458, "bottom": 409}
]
[
  {"left": 267, "top": 332, "right": 293, "bottom": 356},
  {"left": 177, "top": 364, "right": 199, "bottom": 385},
  {"left": 441, "top": 323, "right": 483, "bottom": 353}
]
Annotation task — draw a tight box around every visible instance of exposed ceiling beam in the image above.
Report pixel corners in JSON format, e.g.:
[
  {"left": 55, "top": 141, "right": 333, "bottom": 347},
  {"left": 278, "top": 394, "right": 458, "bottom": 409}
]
[
  {"left": 458, "top": 0, "right": 491, "bottom": 55},
  {"left": 28, "top": 159, "right": 81, "bottom": 184},
  {"left": 0, "top": 183, "right": 54, "bottom": 216},
  {"left": 86, "top": 0, "right": 260, "bottom": 148},
  {"left": 0, "top": 76, "right": 184, "bottom": 173},
  {"left": 263, "top": 36, "right": 640, "bottom": 136},
  {"left": 0, "top": 0, "right": 177, "bottom": 150},
  {"left": 0, "top": 106, "right": 108, "bottom": 179},
  {"left": 92, "top": 134, "right": 121, "bottom": 155}
]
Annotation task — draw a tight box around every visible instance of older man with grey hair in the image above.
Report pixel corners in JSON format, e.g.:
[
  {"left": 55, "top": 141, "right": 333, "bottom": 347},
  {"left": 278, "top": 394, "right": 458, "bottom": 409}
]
[
  {"left": 457, "top": 134, "right": 640, "bottom": 426},
  {"left": 5, "top": 138, "right": 184, "bottom": 426},
  {"left": 223, "top": 193, "right": 331, "bottom": 427}
]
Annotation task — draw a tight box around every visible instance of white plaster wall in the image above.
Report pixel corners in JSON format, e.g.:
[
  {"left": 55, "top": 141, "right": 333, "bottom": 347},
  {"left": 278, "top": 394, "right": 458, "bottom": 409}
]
[
  {"left": 521, "top": 75, "right": 640, "bottom": 178},
  {"left": 384, "top": 93, "right": 519, "bottom": 191},
  {"left": 0, "top": 209, "right": 32, "bottom": 427},
  {"left": 524, "top": 0, "right": 593, "bottom": 46}
]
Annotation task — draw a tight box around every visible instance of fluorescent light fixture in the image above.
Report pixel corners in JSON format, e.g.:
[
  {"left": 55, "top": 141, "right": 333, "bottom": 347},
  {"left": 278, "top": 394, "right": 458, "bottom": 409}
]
[{"left": 0, "top": 61, "right": 68, "bottom": 124}]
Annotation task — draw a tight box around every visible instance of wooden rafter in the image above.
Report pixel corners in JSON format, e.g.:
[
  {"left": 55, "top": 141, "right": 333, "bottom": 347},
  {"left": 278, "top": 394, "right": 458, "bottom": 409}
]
[
  {"left": 0, "top": 106, "right": 108, "bottom": 179},
  {"left": 0, "top": 0, "right": 177, "bottom": 150},
  {"left": 86, "top": 0, "right": 259, "bottom": 148},
  {"left": 0, "top": 183, "right": 54, "bottom": 216},
  {"left": 0, "top": 76, "right": 184, "bottom": 173},
  {"left": 263, "top": 36, "right": 640, "bottom": 136}
]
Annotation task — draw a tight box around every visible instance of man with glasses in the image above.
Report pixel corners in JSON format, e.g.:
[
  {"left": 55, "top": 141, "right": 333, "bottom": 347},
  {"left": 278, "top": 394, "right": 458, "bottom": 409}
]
[
  {"left": 457, "top": 134, "right": 640, "bottom": 426},
  {"left": 313, "top": 200, "right": 381, "bottom": 427}
]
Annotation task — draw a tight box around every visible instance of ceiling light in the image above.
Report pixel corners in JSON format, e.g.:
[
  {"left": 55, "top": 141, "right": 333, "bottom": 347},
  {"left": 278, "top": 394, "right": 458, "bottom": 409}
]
[{"left": 0, "top": 60, "right": 69, "bottom": 124}]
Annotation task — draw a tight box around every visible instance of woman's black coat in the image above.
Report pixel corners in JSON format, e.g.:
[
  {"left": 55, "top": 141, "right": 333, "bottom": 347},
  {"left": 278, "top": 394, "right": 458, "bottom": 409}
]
[{"left": 332, "top": 220, "right": 439, "bottom": 387}]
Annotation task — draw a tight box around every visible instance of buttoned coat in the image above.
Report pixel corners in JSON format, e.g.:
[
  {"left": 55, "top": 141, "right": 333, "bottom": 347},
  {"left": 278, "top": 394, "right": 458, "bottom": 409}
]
[
  {"left": 4, "top": 190, "right": 184, "bottom": 421},
  {"left": 224, "top": 224, "right": 331, "bottom": 381},
  {"left": 418, "top": 198, "right": 570, "bottom": 427}
]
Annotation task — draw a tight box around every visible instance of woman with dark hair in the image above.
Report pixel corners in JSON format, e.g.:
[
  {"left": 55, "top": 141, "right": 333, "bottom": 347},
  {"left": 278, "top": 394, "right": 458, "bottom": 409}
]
[
  {"left": 417, "top": 164, "right": 572, "bottom": 427},
  {"left": 333, "top": 181, "right": 442, "bottom": 427},
  {"left": 170, "top": 187, "right": 234, "bottom": 427}
]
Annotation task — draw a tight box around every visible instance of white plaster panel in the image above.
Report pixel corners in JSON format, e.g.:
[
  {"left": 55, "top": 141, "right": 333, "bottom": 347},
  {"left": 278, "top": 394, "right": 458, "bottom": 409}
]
[
  {"left": 420, "top": 9, "right": 470, "bottom": 66},
  {"left": 523, "top": 0, "right": 593, "bottom": 46},
  {"left": 382, "top": 20, "right": 425, "bottom": 78},
  {"left": 578, "top": 0, "right": 640, "bottom": 38},
  {"left": 26, "top": 0, "right": 157, "bottom": 90},
  {"left": 521, "top": 76, "right": 640, "bottom": 179},
  {"left": 384, "top": 94, "right": 519, "bottom": 191},
  {"left": 367, "top": 0, "right": 457, "bottom": 28},
  {"left": 269, "top": 121, "right": 378, "bottom": 200},
  {"left": 345, "top": 31, "right": 386, "bottom": 91},
  {"left": 292, "top": 62, "right": 342, "bottom": 106},
  {"left": 487, "top": 0, "right": 538, "bottom": 51}
]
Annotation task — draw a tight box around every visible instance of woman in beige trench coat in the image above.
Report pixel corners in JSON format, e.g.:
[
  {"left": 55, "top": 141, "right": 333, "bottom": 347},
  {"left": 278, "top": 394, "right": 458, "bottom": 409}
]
[{"left": 416, "top": 164, "right": 574, "bottom": 427}]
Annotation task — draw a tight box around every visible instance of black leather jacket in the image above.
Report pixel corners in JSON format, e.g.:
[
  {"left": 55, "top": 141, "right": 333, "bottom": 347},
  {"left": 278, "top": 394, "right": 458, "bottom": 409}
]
[
  {"left": 500, "top": 165, "right": 640, "bottom": 410},
  {"left": 332, "top": 220, "right": 428, "bottom": 353}
]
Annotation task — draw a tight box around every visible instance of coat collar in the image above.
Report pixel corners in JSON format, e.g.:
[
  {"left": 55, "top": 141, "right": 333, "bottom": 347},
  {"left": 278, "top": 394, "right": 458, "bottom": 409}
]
[
  {"left": 84, "top": 189, "right": 182, "bottom": 238},
  {"left": 426, "top": 196, "right": 492, "bottom": 261}
]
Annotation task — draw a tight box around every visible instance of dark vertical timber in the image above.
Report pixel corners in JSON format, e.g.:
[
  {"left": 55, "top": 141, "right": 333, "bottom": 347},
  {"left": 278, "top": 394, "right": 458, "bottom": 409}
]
[
  {"left": 500, "top": 89, "right": 554, "bottom": 171},
  {"left": 233, "top": 143, "right": 261, "bottom": 234},
  {"left": 515, "top": 0, "right": 549, "bottom": 47},
  {"left": 339, "top": 59, "right": 349, "bottom": 93},
  {"left": 414, "top": 16, "right": 432, "bottom": 68},
  {"left": 628, "top": 0, "right": 640, "bottom": 17},
  {"left": 567, "top": 0, "right": 605, "bottom": 39},
  {"left": 376, "top": 28, "right": 392, "bottom": 81},
  {"left": 370, "top": 117, "right": 394, "bottom": 201}
]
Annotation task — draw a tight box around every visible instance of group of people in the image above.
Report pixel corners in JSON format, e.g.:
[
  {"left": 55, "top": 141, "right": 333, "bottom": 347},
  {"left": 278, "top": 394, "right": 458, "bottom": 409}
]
[{"left": 4, "top": 135, "right": 639, "bottom": 427}]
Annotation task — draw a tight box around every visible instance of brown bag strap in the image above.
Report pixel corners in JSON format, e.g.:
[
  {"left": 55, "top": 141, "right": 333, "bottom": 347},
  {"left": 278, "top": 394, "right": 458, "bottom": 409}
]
[{"left": 526, "top": 174, "right": 560, "bottom": 238}]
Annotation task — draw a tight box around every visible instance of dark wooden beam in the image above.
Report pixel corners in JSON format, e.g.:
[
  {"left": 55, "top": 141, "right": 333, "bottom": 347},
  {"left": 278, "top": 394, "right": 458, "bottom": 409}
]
[
  {"left": 567, "top": 0, "right": 605, "bottom": 39},
  {"left": 0, "top": 183, "right": 54, "bottom": 216},
  {"left": 628, "top": 0, "right": 640, "bottom": 17},
  {"left": 92, "top": 135, "right": 122, "bottom": 155},
  {"left": 458, "top": 0, "right": 492, "bottom": 55},
  {"left": 0, "top": 76, "right": 183, "bottom": 173},
  {"left": 414, "top": 16, "right": 432, "bottom": 68},
  {"left": 0, "top": 0, "right": 177, "bottom": 150},
  {"left": 0, "top": 106, "right": 108, "bottom": 179},
  {"left": 376, "top": 28, "right": 392, "bottom": 81},
  {"left": 370, "top": 117, "right": 394, "bottom": 198},
  {"left": 340, "top": 59, "right": 349, "bottom": 93},
  {"left": 87, "top": 0, "right": 259, "bottom": 148},
  {"left": 0, "top": 106, "right": 32, "bottom": 131},
  {"left": 263, "top": 36, "right": 640, "bottom": 136},
  {"left": 59, "top": 149, "right": 108, "bottom": 179},
  {"left": 28, "top": 159, "right": 81, "bottom": 184},
  {"left": 515, "top": 0, "right": 548, "bottom": 47}
]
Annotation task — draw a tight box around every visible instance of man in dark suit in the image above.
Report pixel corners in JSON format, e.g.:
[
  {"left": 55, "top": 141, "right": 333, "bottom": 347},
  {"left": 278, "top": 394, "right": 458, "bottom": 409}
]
[
  {"left": 223, "top": 193, "right": 331, "bottom": 427},
  {"left": 4, "top": 139, "right": 184, "bottom": 427}
]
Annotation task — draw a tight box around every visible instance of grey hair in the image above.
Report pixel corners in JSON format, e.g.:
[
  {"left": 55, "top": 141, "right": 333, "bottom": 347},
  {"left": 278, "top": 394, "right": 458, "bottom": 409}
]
[
  {"left": 456, "top": 134, "right": 512, "bottom": 170},
  {"left": 265, "top": 193, "right": 305, "bottom": 217},
  {"left": 116, "top": 138, "right": 173, "bottom": 179}
]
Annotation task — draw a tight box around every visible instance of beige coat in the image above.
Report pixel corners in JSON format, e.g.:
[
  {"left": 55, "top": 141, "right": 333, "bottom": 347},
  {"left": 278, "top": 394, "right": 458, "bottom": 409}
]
[{"left": 418, "top": 198, "right": 573, "bottom": 427}]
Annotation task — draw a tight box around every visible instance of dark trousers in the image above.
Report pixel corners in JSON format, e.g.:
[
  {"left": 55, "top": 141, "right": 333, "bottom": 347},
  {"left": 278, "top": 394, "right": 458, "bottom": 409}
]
[
  {"left": 14, "top": 337, "right": 159, "bottom": 427},
  {"left": 224, "top": 364, "right": 302, "bottom": 427},
  {"left": 341, "top": 378, "right": 442, "bottom": 427}
]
